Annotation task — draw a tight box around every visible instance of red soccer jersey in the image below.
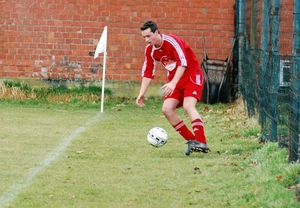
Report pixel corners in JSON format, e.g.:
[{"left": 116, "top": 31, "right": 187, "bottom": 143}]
[{"left": 142, "top": 34, "right": 200, "bottom": 83}]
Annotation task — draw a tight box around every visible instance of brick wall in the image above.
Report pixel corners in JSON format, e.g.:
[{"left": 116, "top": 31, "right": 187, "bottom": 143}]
[
  {"left": 0, "top": 0, "right": 236, "bottom": 83},
  {"left": 280, "top": 0, "right": 294, "bottom": 56}
]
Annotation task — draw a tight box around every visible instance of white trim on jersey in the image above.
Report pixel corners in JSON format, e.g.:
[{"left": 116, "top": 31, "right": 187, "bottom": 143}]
[
  {"left": 163, "top": 34, "right": 187, "bottom": 66},
  {"left": 142, "top": 44, "right": 156, "bottom": 77}
]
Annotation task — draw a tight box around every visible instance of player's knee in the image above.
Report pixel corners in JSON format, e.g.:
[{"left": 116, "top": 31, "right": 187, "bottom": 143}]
[
  {"left": 161, "top": 106, "right": 168, "bottom": 115},
  {"left": 162, "top": 106, "right": 173, "bottom": 117},
  {"left": 182, "top": 103, "right": 195, "bottom": 112}
]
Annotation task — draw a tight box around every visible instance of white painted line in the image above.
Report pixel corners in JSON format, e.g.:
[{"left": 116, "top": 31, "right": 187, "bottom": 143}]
[{"left": 0, "top": 112, "right": 103, "bottom": 207}]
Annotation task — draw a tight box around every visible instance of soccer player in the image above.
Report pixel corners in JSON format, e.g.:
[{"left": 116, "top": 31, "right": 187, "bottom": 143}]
[{"left": 135, "top": 20, "right": 210, "bottom": 155}]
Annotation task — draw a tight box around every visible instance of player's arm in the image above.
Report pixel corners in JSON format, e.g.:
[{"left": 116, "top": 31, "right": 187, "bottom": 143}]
[
  {"left": 136, "top": 77, "right": 152, "bottom": 107},
  {"left": 170, "top": 65, "right": 186, "bottom": 85},
  {"left": 136, "top": 46, "right": 155, "bottom": 107},
  {"left": 162, "top": 66, "right": 185, "bottom": 96}
]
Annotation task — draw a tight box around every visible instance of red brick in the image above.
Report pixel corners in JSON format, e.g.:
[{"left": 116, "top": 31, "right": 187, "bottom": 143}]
[{"left": 0, "top": 0, "right": 291, "bottom": 82}]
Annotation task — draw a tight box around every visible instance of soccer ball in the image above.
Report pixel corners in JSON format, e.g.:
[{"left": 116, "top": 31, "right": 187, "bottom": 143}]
[{"left": 147, "top": 127, "right": 168, "bottom": 147}]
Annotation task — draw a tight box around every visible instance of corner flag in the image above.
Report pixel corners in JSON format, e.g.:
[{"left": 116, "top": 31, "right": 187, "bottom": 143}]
[
  {"left": 94, "top": 26, "right": 107, "bottom": 59},
  {"left": 94, "top": 26, "right": 107, "bottom": 113}
]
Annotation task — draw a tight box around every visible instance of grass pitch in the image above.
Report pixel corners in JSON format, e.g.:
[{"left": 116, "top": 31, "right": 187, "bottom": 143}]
[{"left": 0, "top": 99, "right": 299, "bottom": 208}]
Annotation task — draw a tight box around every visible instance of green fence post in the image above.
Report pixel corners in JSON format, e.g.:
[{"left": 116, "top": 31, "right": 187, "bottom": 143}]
[
  {"left": 259, "top": 0, "right": 270, "bottom": 142},
  {"left": 269, "top": 0, "right": 280, "bottom": 142},
  {"left": 289, "top": 0, "right": 300, "bottom": 162},
  {"left": 237, "top": 0, "right": 245, "bottom": 103},
  {"left": 247, "top": 0, "right": 257, "bottom": 117}
]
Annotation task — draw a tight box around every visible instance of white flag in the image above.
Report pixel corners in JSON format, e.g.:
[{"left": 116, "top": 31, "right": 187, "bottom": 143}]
[{"left": 94, "top": 26, "right": 107, "bottom": 59}]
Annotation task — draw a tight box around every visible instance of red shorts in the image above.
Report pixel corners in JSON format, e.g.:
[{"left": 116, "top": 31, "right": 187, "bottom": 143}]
[{"left": 164, "top": 69, "right": 204, "bottom": 108}]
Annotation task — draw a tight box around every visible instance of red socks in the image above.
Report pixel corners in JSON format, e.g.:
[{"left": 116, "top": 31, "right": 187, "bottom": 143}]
[
  {"left": 173, "top": 119, "right": 207, "bottom": 144},
  {"left": 192, "top": 118, "right": 207, "bottom": 144},
  {"left": 173, "top": 121, "right": 194, "bottom": 141}
]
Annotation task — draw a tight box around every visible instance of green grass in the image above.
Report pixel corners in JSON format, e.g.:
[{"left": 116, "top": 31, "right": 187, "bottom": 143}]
[
  {"left": 0, "top": 99, "right": 299, "bottom": 208},
  {"left": 0, "top": 80, "right": 112, "bottom": 104}
]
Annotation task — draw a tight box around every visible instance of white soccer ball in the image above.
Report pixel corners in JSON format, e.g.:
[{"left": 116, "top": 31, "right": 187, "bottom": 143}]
[{"left": 147, "top": 127, "right": 168, "bottom": 147}]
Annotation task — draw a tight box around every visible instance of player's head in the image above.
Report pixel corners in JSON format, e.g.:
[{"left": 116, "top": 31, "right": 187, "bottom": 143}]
[
  {"left": 140, "top": 21, "right": 159, "bottom": 33},
  {"left": 140, "top": 21, "right": 161, "bottom": 46}
]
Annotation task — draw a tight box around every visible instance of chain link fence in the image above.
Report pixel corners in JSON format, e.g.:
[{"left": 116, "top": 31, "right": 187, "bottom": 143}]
[{"left": 235, "top": 0, "right": 300, "bottom": 162}]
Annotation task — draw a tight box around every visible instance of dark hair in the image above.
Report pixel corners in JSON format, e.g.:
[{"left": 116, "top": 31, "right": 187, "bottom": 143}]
[{"left": 140, "top": 21, "right": 158, "bottom": 33}]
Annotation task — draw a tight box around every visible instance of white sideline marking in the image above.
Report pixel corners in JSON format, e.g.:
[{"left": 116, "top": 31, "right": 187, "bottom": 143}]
[{"left": 0, "top": 112, "right": 103, "bottom": 207}]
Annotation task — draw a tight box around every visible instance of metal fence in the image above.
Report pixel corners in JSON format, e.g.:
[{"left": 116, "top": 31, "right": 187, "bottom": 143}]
[{"left": 235, "top": 0, "right": 300, "bottom": 162}]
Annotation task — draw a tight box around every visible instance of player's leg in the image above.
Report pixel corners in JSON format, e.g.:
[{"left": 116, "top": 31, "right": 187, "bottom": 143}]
[
  {"left": 162, "top": 98, "right": 195, "bottom": 141},
  {"left": 182, "top": 70, "right": 210, "bottom": 153},
  {"left": 162, "top": 98, "right": 196, "bottom": 155},
  {"left": 183, "top": 97, "right": 207, "bottom": 143},
  {"left": 182, "top": 97, "right": 210, "bottom": 153}
]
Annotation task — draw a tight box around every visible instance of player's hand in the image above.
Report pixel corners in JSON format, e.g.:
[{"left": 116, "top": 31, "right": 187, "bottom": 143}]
[
  {"left": 136, "top": 95, "right": 145, "bottom": 107},
  {"left": 161, "top": 82, "right": 175, "bottom": 96}
]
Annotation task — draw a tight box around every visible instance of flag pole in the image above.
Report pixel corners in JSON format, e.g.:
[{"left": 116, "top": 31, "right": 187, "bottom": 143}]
[
  {"left": 100, "top": 51, "right": 106, "bottom": 113},
  {"left": 94, "top": 26, "right": 107, "bottom": 113}
]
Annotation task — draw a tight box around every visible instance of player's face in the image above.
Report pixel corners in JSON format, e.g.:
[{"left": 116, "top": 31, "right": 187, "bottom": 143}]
[{"left": 141, "top": 28, "right": 159, "bottom": 46}]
